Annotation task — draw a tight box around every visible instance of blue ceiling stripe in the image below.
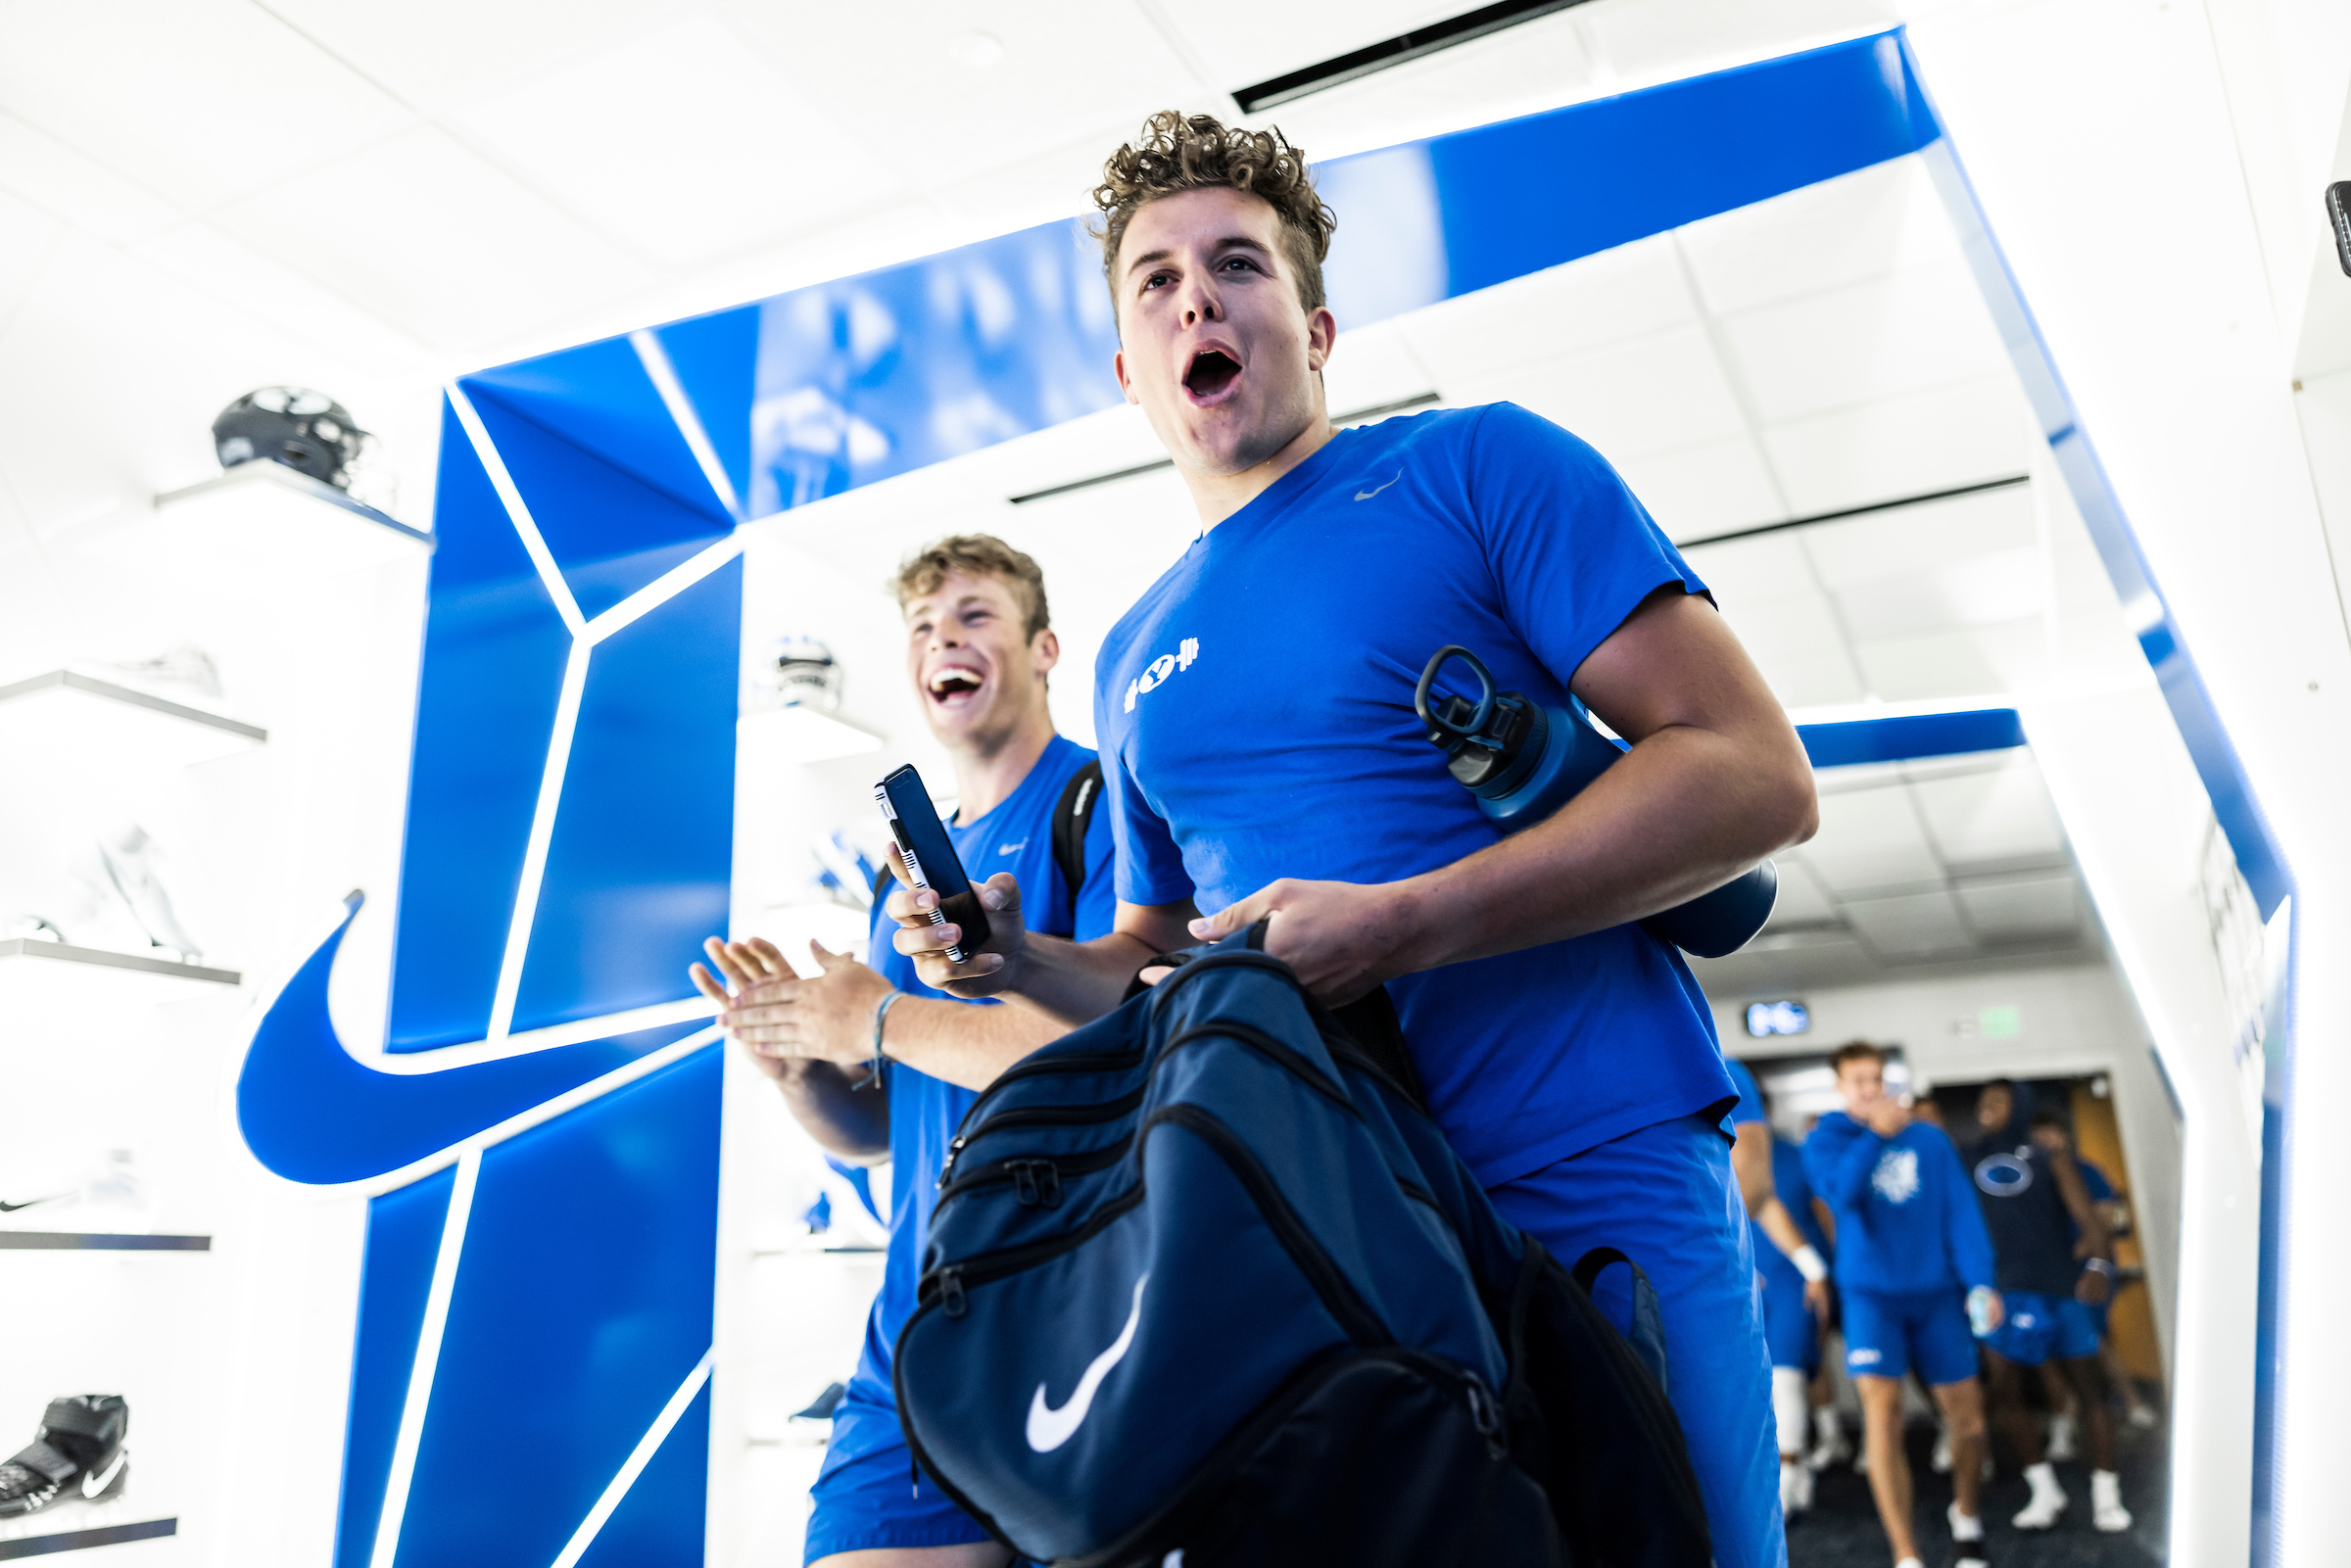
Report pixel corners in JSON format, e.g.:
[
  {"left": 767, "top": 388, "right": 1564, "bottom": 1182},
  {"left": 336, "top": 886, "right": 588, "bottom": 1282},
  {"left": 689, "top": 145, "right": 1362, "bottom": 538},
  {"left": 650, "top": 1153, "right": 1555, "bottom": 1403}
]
[{"left": 1798, "top": 708, "right": 2025, "bottom": 768}]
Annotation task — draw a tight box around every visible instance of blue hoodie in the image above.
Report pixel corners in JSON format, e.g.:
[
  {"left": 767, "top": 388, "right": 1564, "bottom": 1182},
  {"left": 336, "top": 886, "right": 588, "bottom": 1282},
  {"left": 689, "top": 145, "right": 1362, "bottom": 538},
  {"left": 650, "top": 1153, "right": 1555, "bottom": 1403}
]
[{"left": 1803, "top": 1112, "right": 1995, "bottom": 1298}]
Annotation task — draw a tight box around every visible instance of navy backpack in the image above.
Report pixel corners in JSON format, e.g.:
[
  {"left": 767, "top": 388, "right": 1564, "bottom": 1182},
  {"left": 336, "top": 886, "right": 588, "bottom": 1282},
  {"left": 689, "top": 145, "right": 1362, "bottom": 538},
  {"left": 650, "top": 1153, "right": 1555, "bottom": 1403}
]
[{"left": 892, "top": 930, "right": 1714, "bottom": 1567}]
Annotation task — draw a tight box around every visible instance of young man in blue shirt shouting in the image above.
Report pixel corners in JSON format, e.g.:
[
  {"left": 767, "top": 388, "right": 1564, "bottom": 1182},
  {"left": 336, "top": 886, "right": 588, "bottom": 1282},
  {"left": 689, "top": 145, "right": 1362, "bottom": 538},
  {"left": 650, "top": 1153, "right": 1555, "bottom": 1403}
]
[
  {"left": 887, "top": 111, "right": 1818, "bottom": 1568},
  {"left": 1805, "top": 1043, "right": 1999, "bottom": 1568},
  {"left": 696, "top": 536, "right": 1114, "bottom": 1568}
]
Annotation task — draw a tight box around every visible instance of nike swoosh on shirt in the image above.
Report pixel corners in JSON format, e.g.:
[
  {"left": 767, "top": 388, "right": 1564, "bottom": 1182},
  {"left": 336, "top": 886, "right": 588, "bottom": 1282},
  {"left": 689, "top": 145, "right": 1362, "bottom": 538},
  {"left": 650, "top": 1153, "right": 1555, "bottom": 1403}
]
[
  {"left": 0, "top": 1195, "right": 63, "bottom": 1212},
  {"left": 1355, "top": 470, "right": 1403, "bottom": 501},
  {"left": 1026, "top": 1273, "right": 1149, "bottom": 1452}
]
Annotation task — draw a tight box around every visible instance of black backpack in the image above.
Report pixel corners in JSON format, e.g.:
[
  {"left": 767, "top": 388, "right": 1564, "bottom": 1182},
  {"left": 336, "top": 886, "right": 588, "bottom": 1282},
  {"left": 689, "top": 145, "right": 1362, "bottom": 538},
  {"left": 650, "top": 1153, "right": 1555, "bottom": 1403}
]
[{"left": 892, "top": 928, "right": 1714, "bottom": 1567}]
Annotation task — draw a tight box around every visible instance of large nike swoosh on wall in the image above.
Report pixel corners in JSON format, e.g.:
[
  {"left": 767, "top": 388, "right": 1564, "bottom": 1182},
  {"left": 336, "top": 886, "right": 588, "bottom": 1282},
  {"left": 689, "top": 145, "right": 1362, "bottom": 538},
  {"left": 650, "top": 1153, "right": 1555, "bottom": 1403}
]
[
  {"left": 235, "top": 894, "right": 717, "bottom": 1190},
  {"left": 1026, "top": 1273, "right": 1148, "bottom": 1453}
]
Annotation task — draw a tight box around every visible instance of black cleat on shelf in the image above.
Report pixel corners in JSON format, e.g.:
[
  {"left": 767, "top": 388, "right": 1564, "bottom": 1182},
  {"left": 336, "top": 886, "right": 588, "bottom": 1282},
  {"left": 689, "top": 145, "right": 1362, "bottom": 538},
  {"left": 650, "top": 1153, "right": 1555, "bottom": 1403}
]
[{"left": 0, "top": 1396, "right": 129, "bottom": 1517}]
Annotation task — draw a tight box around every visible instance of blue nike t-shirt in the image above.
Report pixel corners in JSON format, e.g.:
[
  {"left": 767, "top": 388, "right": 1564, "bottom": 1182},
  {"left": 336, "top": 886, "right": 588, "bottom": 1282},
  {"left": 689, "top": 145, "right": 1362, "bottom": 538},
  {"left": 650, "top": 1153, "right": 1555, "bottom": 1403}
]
[
  {"left": 1093, "top": 403, "right": 1735, "bottom": 1186},
  {"left": 838, "top": 734, "right": 1116, "bottom": 1423}
]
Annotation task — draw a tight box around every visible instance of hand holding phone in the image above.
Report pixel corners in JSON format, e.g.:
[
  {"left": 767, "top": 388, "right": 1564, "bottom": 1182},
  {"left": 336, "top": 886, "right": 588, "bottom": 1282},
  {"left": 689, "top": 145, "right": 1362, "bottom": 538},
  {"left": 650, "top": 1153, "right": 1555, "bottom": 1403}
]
[{"left": 876, "top": 765, "right": 990, "bottom": 963}]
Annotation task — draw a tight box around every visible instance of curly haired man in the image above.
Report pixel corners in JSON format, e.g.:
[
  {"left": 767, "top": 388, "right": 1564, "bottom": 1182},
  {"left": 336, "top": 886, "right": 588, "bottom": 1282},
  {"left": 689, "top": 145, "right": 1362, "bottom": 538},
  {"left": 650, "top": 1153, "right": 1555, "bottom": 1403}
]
[{"left": 893, "top": 111, "right": 1818, "bottom": 1568}]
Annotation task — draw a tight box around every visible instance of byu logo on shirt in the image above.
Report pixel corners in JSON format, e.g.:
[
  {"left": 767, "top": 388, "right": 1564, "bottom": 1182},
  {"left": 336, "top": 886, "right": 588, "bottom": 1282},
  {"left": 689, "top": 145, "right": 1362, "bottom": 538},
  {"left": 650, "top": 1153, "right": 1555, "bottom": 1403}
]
[
  {"left": 1872, "top": 1146, "right": 1922, "bottom": 1204},
  {"left": 1974, "top": 1151, "right": 2034, "bottom": 1197},
  {"left": 1122, "top": 637, "right": 1200, "bottom": 713}
]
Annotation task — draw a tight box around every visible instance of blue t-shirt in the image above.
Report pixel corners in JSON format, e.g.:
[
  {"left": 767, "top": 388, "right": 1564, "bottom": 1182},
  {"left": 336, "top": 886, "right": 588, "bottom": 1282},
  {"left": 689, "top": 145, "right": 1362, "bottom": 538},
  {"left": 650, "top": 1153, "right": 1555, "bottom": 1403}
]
[
  {"left": 1722, "top": 1060, "right": 1827, "bottom": 1287},
  {"left": 842, "top": 734, "right": 1116, "bottom": 1412},
  {"left": 1724, "top": 1057, "right": 1766, "bottom": 1136},
  {"left": 1093, "top": 404, "right": 1733, "bottom": 1185},
  {"left": 1803, "top": 1112, "right": 1995, "bottom": 1298}
]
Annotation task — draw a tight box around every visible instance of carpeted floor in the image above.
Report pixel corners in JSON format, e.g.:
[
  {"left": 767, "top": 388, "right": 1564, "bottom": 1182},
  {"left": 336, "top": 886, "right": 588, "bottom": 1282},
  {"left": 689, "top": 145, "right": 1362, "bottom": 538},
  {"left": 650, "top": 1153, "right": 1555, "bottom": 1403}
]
[{"left": 1788, "top": 1411, "right": 2168, "bottom": 1568}]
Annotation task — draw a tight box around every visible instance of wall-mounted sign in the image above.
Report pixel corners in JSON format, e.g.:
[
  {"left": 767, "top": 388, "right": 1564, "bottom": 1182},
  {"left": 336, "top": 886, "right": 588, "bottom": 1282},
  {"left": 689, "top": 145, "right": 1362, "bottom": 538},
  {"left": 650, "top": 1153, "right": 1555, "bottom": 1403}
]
[{"left": 1745, "top": 1000, "right": 1810, "bottom": 1038}]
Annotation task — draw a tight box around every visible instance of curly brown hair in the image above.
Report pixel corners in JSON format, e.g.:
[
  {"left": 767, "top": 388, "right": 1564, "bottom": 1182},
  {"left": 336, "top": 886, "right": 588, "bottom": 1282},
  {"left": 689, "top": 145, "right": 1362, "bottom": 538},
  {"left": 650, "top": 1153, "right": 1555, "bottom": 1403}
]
[
  {"left": 892, "top": 534, "right": 1050, "bottom": 641},
  {"left": 1091, "top": 111, "right": 1337, "bottom": 320}
]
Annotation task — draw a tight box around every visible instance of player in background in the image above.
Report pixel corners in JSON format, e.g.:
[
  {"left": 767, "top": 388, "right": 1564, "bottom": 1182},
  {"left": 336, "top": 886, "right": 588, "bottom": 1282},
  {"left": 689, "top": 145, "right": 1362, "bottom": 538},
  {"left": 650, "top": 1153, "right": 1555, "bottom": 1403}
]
[
  {"left": 1723, "top": 1060, "right": 1833, "bottom": 1516},
  {"left": 694, "top": 537, "right": 1115, "bottom": 1568},
  {"left": 888, "top": 111, "right": 1818, "bottom": 1568},
  {"left": 1964, "top": 1083, "right": 2133, "bottom": 1535},
  {"left": 2036, "top": 1117, "right": 2161, "bottom": 1432},
  {"left": 1805, "top": 1044, "right": 1998, "bottom": 1568}
]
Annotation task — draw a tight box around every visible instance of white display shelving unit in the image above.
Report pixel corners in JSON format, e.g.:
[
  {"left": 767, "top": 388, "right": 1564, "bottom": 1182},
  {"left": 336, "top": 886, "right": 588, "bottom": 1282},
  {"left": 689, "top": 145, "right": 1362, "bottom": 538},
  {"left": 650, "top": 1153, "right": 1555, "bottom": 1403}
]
[
  {"left": 147, "top": 459, "right": 430, "bottom": 576},
  {"left": 0, "top": 938, "right": 239, "bottom": 1011},
  {"left": 0, "top": 670, "right": 264, "bottom": 772}
]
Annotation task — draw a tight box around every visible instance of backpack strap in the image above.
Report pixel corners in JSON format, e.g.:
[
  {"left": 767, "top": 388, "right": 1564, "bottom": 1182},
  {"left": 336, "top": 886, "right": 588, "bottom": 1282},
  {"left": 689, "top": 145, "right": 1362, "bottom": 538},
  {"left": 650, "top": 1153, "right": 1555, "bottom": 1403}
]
[
  {"left": 1572, "top": 1247, "right": 1673, "bottom": 1397},
  {"left": 869, "top": 860, "right": 893, "bottom": 907},
  {"left": 1051, "top": 758, "right": 1104, "bottom": 905}
]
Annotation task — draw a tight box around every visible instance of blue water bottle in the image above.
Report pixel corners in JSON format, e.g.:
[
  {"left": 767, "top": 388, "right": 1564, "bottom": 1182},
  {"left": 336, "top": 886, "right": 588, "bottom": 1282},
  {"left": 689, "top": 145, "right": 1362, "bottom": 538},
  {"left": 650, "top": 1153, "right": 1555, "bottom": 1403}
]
[{"left": 1415, "top": 644, "right": 1777, "bottom": 960}]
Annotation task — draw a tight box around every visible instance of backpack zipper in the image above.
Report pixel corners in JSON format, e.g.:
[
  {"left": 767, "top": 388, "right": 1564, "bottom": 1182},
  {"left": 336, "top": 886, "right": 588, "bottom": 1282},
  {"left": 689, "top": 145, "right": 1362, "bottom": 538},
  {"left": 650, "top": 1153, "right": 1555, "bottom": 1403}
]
[
  {"left": 937, "top": 1086, "right": 1148, "bottom": 1189},
  {"left": 936, "top": 1139, "right": 1132, "bottom": 1207}
]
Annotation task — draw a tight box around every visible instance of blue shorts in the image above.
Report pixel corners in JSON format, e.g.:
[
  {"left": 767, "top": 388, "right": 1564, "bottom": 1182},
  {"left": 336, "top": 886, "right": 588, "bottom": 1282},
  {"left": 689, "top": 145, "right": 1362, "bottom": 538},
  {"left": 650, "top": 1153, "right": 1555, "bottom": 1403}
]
[
  {"left": 1760, "top": 1269, "right": 1819, "bottom": 1373},
  {"left": 805, "top": 1391, "right": 994, "bottom": 1561},
  {"left": 1842, "top": 1289, "right": 1979, "bottom": 1385},
  {"left": 1491, "top": 1113, "right": 1785, "bottom": 1568},
  {"left": 1986, "top": 1291, "right": 2102, "bottom": 1366}
]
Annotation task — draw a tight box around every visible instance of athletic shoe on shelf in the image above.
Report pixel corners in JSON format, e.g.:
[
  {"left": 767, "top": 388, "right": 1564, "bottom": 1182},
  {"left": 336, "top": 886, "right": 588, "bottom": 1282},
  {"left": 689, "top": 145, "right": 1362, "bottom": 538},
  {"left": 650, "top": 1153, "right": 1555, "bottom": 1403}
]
[
  {"left": 1931, "top": 1425, "right": 1953, "bottom": 1473},
  {"left": 2045, "top": 1409, "right": 2080, "bottom": 1461},
  {"left": 2091, "top": 1468, "right": 2133, "bottom": 1533},
  {"left": 0, "top": 1396, "right": 128, "bottom": 1517},
  {"left": 2013, "top": 1461, "right": 2069, "bottom": 1530},
  {"left": 95, "top": 824, "right": 203, "bottom": 962}
]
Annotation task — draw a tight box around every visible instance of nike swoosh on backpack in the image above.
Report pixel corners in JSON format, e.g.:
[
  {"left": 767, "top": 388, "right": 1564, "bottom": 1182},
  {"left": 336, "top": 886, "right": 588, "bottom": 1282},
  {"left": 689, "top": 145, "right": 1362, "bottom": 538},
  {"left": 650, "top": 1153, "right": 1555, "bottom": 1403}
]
[
  {"left": 1355, "top": 469, "right": 1402, "bottom": 501},
  {"left": 1026, "top": 1272, "right": 1149, "bottom": 1453},
  {"left": 0, "top": 1196, "right": 63, "bottom": 1212}
]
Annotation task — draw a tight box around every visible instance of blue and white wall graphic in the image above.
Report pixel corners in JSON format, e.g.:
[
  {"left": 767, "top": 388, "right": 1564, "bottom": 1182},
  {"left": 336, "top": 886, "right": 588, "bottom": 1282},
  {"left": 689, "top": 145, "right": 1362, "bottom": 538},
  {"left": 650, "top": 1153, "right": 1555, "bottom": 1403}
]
[{"left": 231, "top": 28, "right": 2287, "bottom": 1565}]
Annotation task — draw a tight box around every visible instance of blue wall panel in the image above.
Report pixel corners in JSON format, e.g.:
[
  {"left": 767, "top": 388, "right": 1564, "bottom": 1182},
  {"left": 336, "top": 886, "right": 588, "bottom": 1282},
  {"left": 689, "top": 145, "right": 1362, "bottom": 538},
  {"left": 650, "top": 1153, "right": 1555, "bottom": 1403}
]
[
  {"left": 511, "top": 558, "right": 739, "bottom": 1034},
  {"left": 653, "top": 306, "right": 760, "bottom": 510},
  {"left": 573, "top": 1381, "right": 712, "bottom": 1568},
  {"left": 393, "top": 1048, "right": 720, "bottom": 1568},
  {"left": 387, "top": 400, "right": 575, "bottom": 1053},
  {"left": 465, "top": 338, "right": 733, "bottom": 528},
  {"left": 333, "top": 1167, "right": 454, "bottom": 1568},
  {"left": 463, "top": 388, "right": 733, "bottom": 620}
]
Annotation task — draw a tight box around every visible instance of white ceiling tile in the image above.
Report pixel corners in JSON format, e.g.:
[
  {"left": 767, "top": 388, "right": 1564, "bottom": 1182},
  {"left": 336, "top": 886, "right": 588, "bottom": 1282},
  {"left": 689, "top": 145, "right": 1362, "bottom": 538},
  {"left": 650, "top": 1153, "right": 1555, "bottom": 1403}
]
[
  {"left": 1955, "top": 875, "right": 2080, "bottom": 942},
  {"left": 1396, "top": 234, "right": 1696, "bottom": 389},
  {"left": 1581, "top": 0, "right": 1902, "bottom": 93},
  {"left": 1834, "top": 545, "right": 2044, "bottom": 641},
  {"left": 1166, "top": 1, "right": 1468, "bottom": 91},
  {"left": 213, "top": 126, "right": 657, "bottom": 351},
  {"left": 126, "top": 222, "right": 436, "bottom": 377},
  {"left": 1761, "top": 372, "right": 2033, "bottom": 515},
  {"left": 1909, "top": 756, "right": 2067, "bottom": 870},
  {"left": 1245, "top": 11, "right": 1598, "bottom": 163},
  {"left": 0, "top": 0, "right": 410, "bottom": 208},
  {"left": 1799, "top": 483, "right": 2036, "bottom": 588},
  {"left": 0, "top": 186, "right": 61, "bottom": 335},
  {"left": 1677, "top": 155, "right": 1958, "bottom": 317},
  {"left": 1677, "top": 533, "right": 1819, "bottom": 602},
  {"left": 733, "top": 1, "right": 1203, "bottom": 184},
  {"left": 1801, "top": 784, "right": 1943, "bottom": 893},
  {"left": 0, "top": 110, "right": 183, "bottom": 245},
  {"left": 1469, "top": 323, "right": 1747, "bottom": 463},
  {"left": 1842, "top": 887, "right": 1973, "bottom": 957},
  {"left": 1717, "top": 600, "right": 1869, "bottom": 707},
  {"left": 1322, "top": 318, "right": 1441, "bottom": 418},
  {"left": 1849, "top": 616, "right": 2049, "bottom": 701},
  {"left": 1763, "top": 854, "right": 1841, "bottom": 927},
  {"left": 447, "top": 11, "right": 901, "bottom": 267},
  {"left": 1613, "top": 436, "right": 1784, "bottom": 543},
  {"left": 1720, "top": 261, "right": 2009, "bottom": 425},
  {"left": 260, "top": 0, "right": 673, "bottom": 107}
]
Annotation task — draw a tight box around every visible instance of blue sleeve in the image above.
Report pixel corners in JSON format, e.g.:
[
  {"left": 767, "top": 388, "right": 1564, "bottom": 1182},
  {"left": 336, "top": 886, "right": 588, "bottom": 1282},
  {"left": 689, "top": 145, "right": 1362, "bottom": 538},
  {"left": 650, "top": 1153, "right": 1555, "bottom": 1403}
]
[
  {"left": 1073, "top": 784, "right": 1119, "bottom": 942},
  {"left": 1464, "top": 404, "right": 1709, "bottom": 689},
  {"left": 1723, "top": 1059, "right": 1766, "bottom": 1126},
  {"left": 1096, "top": 695, "right": 1193, "bottom": 909},
  {"left": 2077, "top": 1159, "right": 2116, "bottom": 1203},
  {"left": 1808, "top": 1118, "right": 1883, "bottom": 1213},
  {"left": 1936, "top": 1131, "right": 1997, "bottom": 1291}
]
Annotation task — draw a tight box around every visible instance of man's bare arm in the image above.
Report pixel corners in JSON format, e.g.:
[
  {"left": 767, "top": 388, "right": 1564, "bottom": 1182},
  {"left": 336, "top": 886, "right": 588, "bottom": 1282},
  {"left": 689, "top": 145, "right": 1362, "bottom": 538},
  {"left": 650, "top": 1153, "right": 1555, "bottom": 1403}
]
[
  {"left": 884, "top": 871, "right": 1198, "bottom": 1028},
  {"left": 1182, "top": 588, "right": 1818, "bottom": 1000},
  {"left": 1732, "top": 1119, "right": 1832, "bottom": 1314}
]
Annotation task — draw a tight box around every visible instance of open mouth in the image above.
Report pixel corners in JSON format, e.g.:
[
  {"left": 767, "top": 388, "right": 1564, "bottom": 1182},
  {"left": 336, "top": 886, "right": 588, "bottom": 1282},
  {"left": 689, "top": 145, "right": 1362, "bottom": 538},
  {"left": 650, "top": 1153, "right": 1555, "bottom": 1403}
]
[
  {"left": 1183, "top": 348, "right": 1242, "bottom": 401},
  {"left": 928, "top": 666, "right": 984, "bottom": 703}
]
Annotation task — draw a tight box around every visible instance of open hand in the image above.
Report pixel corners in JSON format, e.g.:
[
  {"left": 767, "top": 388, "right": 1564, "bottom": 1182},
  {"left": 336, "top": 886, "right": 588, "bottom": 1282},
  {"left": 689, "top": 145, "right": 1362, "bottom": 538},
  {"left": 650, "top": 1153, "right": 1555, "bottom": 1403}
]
[
  {"left": 1185, "top": 878, "right": 1419, "bottom": 1005},
  {"left": 889, "top": 871, "right": 1027, "bottom": 998},
  {"left": 692, "top": 935, "right": 887, "bottom": 1077}
]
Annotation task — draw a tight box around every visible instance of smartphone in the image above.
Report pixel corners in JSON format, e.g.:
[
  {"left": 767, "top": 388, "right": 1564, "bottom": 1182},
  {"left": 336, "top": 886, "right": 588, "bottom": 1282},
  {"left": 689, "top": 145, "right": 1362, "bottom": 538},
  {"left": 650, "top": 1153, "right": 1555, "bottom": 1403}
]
[{"left": 875, "top": 764, "right": 990, "bottom": 963}]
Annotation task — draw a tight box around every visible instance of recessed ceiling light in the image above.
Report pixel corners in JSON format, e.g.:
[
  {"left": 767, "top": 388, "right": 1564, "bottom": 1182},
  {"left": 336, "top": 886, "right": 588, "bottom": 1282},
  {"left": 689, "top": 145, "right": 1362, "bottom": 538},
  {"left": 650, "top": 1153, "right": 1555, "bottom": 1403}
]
[{"left": 948, "top": 30, "right": 1004, "bottom": 69}]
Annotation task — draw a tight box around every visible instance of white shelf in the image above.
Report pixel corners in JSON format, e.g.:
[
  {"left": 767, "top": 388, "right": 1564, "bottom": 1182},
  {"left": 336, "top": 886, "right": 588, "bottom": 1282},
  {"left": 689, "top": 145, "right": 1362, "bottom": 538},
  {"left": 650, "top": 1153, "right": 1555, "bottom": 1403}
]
[
  {"left": 0, "top": 939, "right": 240, "bottom": 1011},
  {"left": 0, "top": 669, "right": 264, "bottom": 770},
  {"left": 0, "top": 1516, "right": 176, "bottom": 1558},
  {"left": 80, "top": 459, "right": 429, "bottom": 591}
]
